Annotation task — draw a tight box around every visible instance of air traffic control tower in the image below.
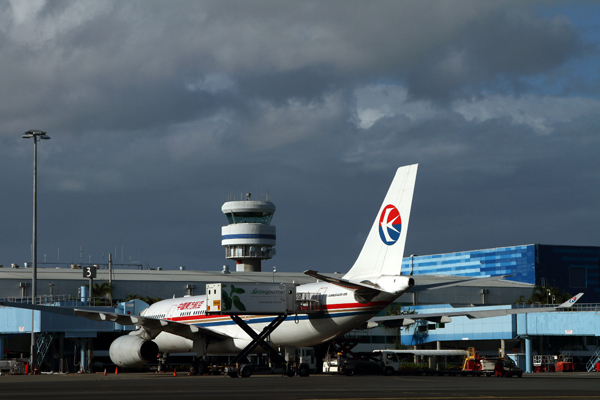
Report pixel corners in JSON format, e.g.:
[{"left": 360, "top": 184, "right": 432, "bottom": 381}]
[{"left": 221, "top": 194, "right": 276, "bottom": 272}]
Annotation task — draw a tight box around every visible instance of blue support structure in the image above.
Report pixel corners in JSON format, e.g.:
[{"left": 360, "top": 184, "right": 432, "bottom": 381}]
[
  {"left": 80, "top": 286, "right": 88, "bottom": 306},
  {"left": 525, "top": 336, "right": 532, "bottom": 373},
  {"left": 80, "top": 339, "right": 86, "bottom": 373}
]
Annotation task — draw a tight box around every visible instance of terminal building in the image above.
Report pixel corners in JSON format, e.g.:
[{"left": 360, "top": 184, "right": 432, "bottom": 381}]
[{"left": 1, "top": 192, "right": 599, "bottom": 373}]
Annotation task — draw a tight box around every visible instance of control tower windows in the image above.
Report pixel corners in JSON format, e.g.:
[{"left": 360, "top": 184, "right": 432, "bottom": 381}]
[
  {"left": 226, "top": 212, "right": 273, "bottom": 225},
  {"left": 226, "top": 246, "right": 272, "bottom": 259}
]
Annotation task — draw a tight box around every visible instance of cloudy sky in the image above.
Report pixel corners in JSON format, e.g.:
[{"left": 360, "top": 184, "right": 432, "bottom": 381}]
[{"left": 1, "top": 0, "right": 599, "bottom": 274}]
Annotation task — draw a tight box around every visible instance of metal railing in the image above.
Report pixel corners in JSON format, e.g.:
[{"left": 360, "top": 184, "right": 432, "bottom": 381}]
[
  {"left": 0, "top": 295, "right": 118, "bottom": 307},
  {"left": 513, "top": 302, "right": 600, "bottom": 312},
  {"left": 0, "top": 294, "right": 74, "bottom": 305},
  {"left": 586, "top": 347, "right": 600, "bottom": 372}
]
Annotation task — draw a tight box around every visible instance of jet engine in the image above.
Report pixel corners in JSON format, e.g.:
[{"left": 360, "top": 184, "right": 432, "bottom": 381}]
[{"left": 109, "top": 335, "right": 159, "bottom": 367}]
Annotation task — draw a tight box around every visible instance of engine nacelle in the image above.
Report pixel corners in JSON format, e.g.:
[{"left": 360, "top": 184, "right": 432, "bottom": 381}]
[{"left": 109, "top": 335, "right": 159, "bottom": 367}]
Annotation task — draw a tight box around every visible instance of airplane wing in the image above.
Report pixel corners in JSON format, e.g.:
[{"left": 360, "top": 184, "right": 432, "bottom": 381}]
[
  {"left": 407, "top": 274, "right": 514, "bottom": 292},
  {"left": 304, "top": 270, "right": 381, "bottom": 291},
  {"left": 369, "top": 293, "right": 584, "bottom": 328},
  {"left": 0, "top": 301, "right": 230, "bottom": 341}
]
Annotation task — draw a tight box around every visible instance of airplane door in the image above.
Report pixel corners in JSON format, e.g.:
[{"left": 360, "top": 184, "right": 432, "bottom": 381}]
[
  {"left": 166, "top": 305, "right": 178, "bottom": 319},
  {"left": 317, "top": 287, "right": 327, "bottom": 305}
]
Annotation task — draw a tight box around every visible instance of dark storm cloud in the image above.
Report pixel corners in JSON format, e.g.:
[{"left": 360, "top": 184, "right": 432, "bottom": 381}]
[
  {"left": 0, "top": 0, "right": 598, "bottom": 273},
  {"left": 404, "top": 9, "right": 587, "bottom": 101}
]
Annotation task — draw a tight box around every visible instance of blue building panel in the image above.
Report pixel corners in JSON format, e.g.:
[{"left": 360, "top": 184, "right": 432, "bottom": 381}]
[
  {"left": 402, "top": 245, "right": 536, "bottom": 284},
  {"left": 0, "top": 305, "right": 121, "bottom": 334},
  {"left": 536, "top": 245, "right": 600, "bottom": 302},
  {"left": 0, "top": 308, "right": 39, "bottom": 333},
  {"left": 516, "top": 311, "right": 600, "bottom": 337},
  {"left": 402, "top": 244, "right": 600, "bottom": 302}
]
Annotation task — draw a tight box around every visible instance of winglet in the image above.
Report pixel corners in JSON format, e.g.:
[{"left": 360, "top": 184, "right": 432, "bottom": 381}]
[{"left": 557, "top": 292, "right": 584, "bottom": 309}]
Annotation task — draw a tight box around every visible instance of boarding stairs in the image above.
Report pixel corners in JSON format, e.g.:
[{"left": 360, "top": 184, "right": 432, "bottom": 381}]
[
  {"left": 35, "top": 332, "right": 54, "bottom": 368},
  {"left": 586, "top": 347, "right": 600, "bottom": 372}
]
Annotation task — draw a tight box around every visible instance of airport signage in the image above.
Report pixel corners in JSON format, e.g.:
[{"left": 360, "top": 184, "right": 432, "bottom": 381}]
[{"left": 83, "top": 266, "right": 96, "bottom": 279}]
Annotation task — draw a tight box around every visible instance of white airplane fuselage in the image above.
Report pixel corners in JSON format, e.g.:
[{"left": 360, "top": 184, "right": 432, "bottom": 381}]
[
  {"left": 108, "top": 164, "right": 418, "bottom": 364},
  {"left": 142, "top": 280, "right": 404, "bottom": 354}
]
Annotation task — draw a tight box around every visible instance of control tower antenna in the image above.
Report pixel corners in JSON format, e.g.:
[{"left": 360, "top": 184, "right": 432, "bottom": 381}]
[{"left": 221, "top": 193, "right": 276, "bottom": 272}]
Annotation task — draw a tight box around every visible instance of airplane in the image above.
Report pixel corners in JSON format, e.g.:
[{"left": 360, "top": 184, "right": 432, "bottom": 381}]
[
  {"left": 103, "top": 163, "right": 419, "bottom": 371},
  {"left": 0, "top": 163, "right": 583, "bottom": 375}
]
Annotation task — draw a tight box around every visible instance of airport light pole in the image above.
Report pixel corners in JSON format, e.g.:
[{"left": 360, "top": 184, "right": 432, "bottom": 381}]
[{"left": 22, "top": 129, "right": 51, "bottom": 373}]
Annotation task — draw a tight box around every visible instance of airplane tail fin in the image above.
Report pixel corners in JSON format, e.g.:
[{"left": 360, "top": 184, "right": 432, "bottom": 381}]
[
  {"left": 343, "top": 164, "right": 418, "bottom": 282},
  {"left": 557, "top": 292, "right": 584, "bottom": 308}
]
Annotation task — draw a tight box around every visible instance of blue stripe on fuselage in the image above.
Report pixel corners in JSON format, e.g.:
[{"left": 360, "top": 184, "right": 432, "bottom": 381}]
[{"left": 194, "top": 309, "right": 374, "bottom": 328}]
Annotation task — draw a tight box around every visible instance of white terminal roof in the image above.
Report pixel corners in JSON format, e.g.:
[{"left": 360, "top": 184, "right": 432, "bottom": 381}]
[
  {"left": 0, "top": 267, "right": 531, "bottom": 288},
  {"left": 0, "top": 267, "right": 316, "bottom": 284}
]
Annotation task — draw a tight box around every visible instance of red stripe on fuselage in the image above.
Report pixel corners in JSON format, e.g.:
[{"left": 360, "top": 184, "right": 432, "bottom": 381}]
[{"left": 165, "top": 300, "right": 390, "bottom": 323}]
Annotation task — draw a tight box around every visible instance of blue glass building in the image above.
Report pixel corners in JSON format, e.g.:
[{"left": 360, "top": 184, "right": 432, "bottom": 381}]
[{"left": 402, "top": 244, "right": 600, "bottom": 302}]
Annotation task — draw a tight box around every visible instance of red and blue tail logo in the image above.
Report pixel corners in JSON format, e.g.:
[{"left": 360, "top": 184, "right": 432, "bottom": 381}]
[{"left": 378, "top": 204, "right": 402, "bottom": 245}]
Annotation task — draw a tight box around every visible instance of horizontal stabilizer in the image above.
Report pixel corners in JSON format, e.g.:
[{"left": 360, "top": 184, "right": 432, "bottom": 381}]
[{"left": 304, "top": 270, "right": 382, "bottom": 292}]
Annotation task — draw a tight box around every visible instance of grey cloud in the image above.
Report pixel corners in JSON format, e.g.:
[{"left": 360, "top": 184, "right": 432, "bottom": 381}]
[{"left": 0, "top": 0, "right": 598, "bottom": 274}]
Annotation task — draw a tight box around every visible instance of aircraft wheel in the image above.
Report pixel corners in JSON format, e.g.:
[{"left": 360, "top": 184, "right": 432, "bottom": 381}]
[
  {"left": 240, "top": 365, "right": 252, "bottom": 378},
  {"left": 298, "top": 364, "right": 309, "bottom": 377}
]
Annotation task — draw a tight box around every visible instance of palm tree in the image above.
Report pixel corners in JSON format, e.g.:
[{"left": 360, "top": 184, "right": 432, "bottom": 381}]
[
  {"left": 84, "top": 282, "right": 113, "bottom": 305},
  {"left": 382, "top": 302, "right": 417, "bottom": 349},
  {"left": 124, "top": 293, "right": 162, "bottom": 305},
  {"left": 526, "top": 285, "right": 571, "bottom": 305},
  {"left": 529, "top": 285, "right": 546, "bottom": 304}
]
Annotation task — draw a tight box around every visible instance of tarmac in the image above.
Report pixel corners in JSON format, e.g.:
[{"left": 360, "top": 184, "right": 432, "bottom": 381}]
[{"left": 1, "top": 371, "right": 600, "bottom": 400}]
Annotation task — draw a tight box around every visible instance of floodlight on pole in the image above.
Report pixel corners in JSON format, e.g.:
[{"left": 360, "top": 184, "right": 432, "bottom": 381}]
[{"left": 22, "top": 129, "right": 51, "bottom": 373}]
